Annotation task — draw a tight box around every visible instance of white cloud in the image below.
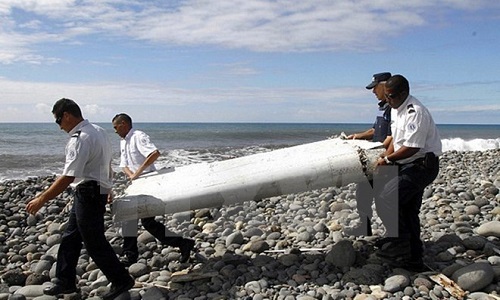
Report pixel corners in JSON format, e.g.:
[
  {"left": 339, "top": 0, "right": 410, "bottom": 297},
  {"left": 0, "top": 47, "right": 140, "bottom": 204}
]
[
  {"left": 220, "top": 62, "right": 260, "bottom": 76},
  {"left": 0, "top": 1, "right": 499, "bottom": 124},
  {"left": 2, "top": 76, "right": 498, "bottom": 123},
  {"left": 0, "top": 106, "right": 20, "bottom": 120},
  {"left": 35, "top": 102, "right": 51, "bottom": 113},
  {"left": 432, "top": 104, "right": 500, "bottom": 113},
  {"left": 1, "top": 0, "right": 498, "bottom": 64},
  {"left": 131, "top": 0, "right": 409, "bottom": 52},
  {"left": 0, "top": 77, "right": 367, "bottom": 121}
]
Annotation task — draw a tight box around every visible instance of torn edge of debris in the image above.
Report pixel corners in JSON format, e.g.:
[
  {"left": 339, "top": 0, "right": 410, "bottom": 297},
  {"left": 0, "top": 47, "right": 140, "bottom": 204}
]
[
  {"left": 356, "top": 146, "right": 369, "bottom": 176},
  {"left": 429, "top": 273, "right": 466, "bottom": 299}
]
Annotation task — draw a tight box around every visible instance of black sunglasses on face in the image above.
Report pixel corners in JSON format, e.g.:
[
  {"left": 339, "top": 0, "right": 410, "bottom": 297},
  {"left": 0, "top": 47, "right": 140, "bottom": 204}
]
[
  {"left": 55, "top": 114, "right": 63, "bottom": 125},
  {"left": 385, "top": 92, "right": 399, "bottom": 99}
]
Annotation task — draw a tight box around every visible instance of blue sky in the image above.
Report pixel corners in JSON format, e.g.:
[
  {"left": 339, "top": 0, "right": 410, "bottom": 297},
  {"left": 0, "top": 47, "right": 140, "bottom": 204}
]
[{"left": 0, "top": 1, "right": 499, "bottom": 124}]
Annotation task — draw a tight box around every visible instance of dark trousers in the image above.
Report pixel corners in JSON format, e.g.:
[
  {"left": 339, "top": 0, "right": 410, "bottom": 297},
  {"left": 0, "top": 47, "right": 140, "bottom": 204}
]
[
  {"left": 56, "top": 182, "right": 130, "bottom": 287},
  {"left": 122, "top": 217, "right": 183, "bottom": 260},
  {"left": 375, "top": 157, "right": 439, "bottom": 259}
]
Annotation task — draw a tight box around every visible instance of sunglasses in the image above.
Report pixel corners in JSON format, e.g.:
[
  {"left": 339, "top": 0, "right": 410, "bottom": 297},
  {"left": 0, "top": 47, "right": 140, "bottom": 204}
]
[
  {"left": 385, "top": 92, "right": 399, "bottom": 99},
  {"left": 55, "top": 113, "right": 63, "bottom": 125}
]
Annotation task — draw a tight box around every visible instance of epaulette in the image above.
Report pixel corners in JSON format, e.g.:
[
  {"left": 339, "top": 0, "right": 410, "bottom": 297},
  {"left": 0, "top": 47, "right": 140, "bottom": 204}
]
[
  {"left": 71, "top": 130, "right": 81, "bottom": 138},
  {"left": 407, "top": 104, "right": 416, "bottom": 114}
]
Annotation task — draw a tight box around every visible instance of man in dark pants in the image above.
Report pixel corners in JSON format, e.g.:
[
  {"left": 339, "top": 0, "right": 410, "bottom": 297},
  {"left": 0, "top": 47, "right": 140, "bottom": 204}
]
[
  {"left": 26, "top": 98, "right": 134, "bottom": 300},
  {"left": 112, "top": 113, "right": 195, "bottom": 265},
  {"left": 375, "top": 75, "right": 441, "bottom": 270},
  {"left": 345, "top": 72, "right": 392, "bottom": 236}
]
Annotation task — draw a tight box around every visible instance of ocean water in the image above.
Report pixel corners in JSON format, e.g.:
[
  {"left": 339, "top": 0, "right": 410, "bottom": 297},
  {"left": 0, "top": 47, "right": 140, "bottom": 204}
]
[{"left": 0, "top": 122, "right": 499, "bottom": 182}]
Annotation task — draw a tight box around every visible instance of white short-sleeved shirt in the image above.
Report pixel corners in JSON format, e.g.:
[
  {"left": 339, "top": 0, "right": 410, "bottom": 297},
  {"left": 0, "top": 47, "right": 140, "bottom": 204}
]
[
  {"left": 62, "top": 120, "right": 113, "bottom": 189},
  {"left": 119, "top": 129, "right": 158, "bottom": 173},
  {"left": 391, "top": 95, "right": 442, "bottom": 164}
]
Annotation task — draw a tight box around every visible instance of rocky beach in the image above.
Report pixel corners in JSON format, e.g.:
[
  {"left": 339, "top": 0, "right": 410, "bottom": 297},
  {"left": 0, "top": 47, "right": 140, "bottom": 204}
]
[{"left": 0, "top": 149, "right": 499, "bottom": 300}]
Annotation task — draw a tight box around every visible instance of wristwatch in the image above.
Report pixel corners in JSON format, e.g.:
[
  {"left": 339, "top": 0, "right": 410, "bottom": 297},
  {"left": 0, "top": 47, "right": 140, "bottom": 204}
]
[{"left": 383, "top": 156, "right": 392, "bottom": 164}]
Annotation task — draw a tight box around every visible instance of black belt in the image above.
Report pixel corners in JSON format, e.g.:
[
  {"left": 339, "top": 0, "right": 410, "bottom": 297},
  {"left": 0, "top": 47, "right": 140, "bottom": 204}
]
[
  {"left": 408, "top": 157, "right": 425, "bottom": 165},
  {"left": 76, "top": 180, "right": 111, "bottom": 194},
  {"left": 397, "top": 152, "right": 438, "bottom": 168},
  {"left": 77, "top": 180, "right": 99, "bottom": 189}
]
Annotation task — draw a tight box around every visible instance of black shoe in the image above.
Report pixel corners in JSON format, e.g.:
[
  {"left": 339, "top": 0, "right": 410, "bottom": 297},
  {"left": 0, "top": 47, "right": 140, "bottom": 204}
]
[
  {"left": 43, "top": 284, "right": 77, "bottom": 296},
  {"left": 179, "top": 238, "right": 195, "bottom": 263},
  {"left": 374, "top": 237, "right": 405, "bottom": 248},
  {"left": 102, "top": 276, "right": 135, "bottom": 300},
  {"left": 376, "top": 241, "right": 411, "bottom": 259},
  {"left": 402, "top": 258, "right": 427, "bottom": 272}
]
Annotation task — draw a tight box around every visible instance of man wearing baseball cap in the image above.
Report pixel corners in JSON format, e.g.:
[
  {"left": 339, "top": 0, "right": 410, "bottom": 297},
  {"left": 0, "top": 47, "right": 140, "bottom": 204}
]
[{"left": 345, "top": 72, "right": 392, "bottom": 236}]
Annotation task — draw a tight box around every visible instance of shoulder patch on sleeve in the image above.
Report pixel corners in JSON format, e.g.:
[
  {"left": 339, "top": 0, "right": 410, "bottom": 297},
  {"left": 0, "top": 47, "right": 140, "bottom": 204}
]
[
  {"left": 407, "top": 104, "right": 415, "bottom": 114},
  {"left": 407, "top": 122, "right": 417, "bottom": 132},
  {"left": 67, "top": 148, "right": 77, "bottom": 161},
  {"left": 140, "top": 135, "right": 151, "bottom": 145},
  {"left": 66, "top": 138, "right": 78, "bottom": 161}
]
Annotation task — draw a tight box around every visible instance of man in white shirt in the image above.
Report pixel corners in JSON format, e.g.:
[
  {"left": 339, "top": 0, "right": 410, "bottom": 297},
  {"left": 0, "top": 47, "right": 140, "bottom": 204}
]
[
  {"left": 27, "top": 98, "right": 134, "bottom": 300},
  {"left": 112, "top": 113, "right": 195, "bottom": 265},
  {"left": 374, "top": 75, "right": 441, "bottom": 271}
]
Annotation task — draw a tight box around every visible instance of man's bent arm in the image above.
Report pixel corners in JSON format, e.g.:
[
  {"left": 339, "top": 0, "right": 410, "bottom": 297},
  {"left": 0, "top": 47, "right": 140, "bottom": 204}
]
[{"left": 26, "top": 175, "right": 75, "bottom": 215}]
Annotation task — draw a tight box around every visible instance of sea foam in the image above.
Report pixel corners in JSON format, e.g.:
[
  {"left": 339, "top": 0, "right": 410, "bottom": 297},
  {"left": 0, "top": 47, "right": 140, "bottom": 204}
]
[{"left": 441, "top": 138, "right": 500, "bottom": 152}]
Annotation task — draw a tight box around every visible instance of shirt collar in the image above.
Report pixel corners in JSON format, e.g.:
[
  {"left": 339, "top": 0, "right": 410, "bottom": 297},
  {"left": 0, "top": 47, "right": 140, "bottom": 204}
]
[
  {"left": 378, "top": 101, "right": 389, "bottom": 110},
  {"left": 124, "top": 128, "right": 136, "bottom": 140},
  {"left": 68, "top": 119, "right": 89, "bottom": 136},
  {"left": 396, "top": 95, "right": 411, "bottom": 112}
]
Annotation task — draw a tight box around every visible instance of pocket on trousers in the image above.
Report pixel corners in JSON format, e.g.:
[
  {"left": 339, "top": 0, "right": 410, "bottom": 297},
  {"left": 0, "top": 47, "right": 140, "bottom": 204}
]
[{"left": 423, "top": 152, "right": 437, "bottom": 169}]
